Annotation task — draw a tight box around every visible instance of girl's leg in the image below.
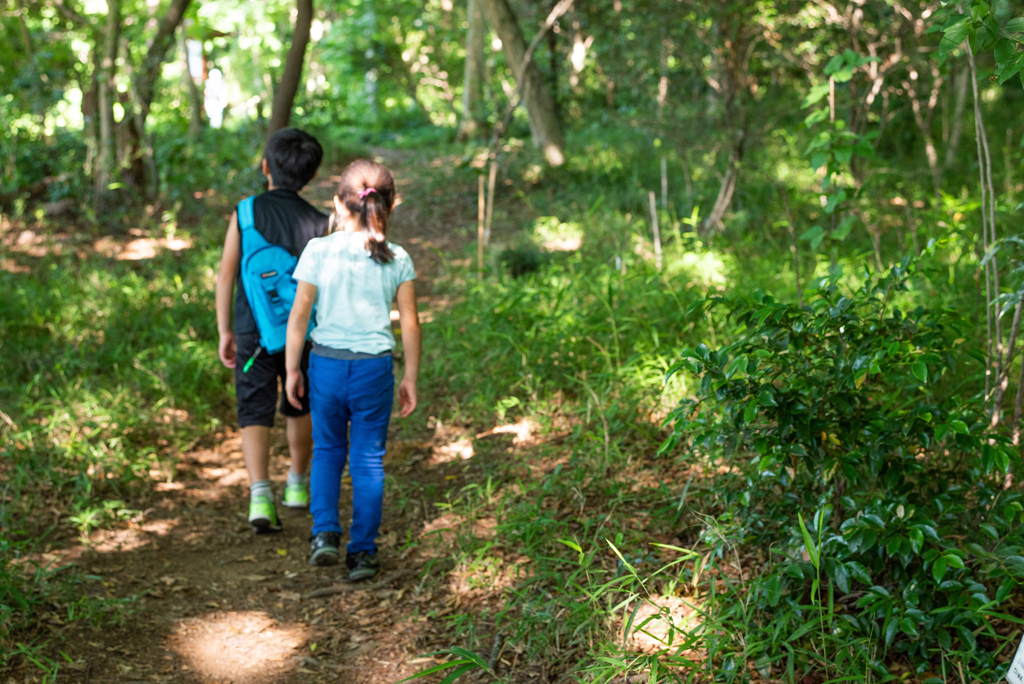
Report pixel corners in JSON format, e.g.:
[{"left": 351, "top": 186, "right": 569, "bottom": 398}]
[
  {"left": 346, "top": 356, "right": 395, "bottom": 553},
  {"left": 308, "top": 355, "right": 352, "bottom": 536}
]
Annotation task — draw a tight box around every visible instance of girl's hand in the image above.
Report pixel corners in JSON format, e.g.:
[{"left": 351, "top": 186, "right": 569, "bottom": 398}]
[
  {"left": 285, "top": 369, "right": 305, "bottom": 409},
  {"left": 398, "top": 377, "right": 417, "bottom": 417},
  {"left": 219, "top": 332, "right": 236, "bottom": 369}
]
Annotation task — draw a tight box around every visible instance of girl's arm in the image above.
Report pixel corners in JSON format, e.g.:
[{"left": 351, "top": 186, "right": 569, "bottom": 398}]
[
  {"left": 396, "top": 280, "right": 421, "bottom": 417},
  {"left": 285, "top": 280, "right": 318, "bottom": 409},
  {"left": 215, "top": 212, "right": 241, "bottom": 368}
]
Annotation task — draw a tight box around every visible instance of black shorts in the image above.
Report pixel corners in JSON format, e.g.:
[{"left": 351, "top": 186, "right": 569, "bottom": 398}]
[{"left": 234, "top": 332, "right": 311, "bottom": 428}]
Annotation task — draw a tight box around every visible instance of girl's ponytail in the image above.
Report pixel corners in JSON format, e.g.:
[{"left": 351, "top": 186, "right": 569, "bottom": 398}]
[
  {"left": 336, "top": 161, "right": 398, "bottom": 264},
  {"left": 359, "top": 188, "right": 396, "bottom": 264}
]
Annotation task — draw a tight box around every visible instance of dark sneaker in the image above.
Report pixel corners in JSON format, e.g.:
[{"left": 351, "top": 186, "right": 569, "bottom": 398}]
[
  {"left": 346, "top": 551, "right": 380, "bottom": 581},
  {"left": 248, "top": 496, "right": 283, "bottom": 534},
  {"left": 309, "top": 532, "right": 341, "bottom": 566}
]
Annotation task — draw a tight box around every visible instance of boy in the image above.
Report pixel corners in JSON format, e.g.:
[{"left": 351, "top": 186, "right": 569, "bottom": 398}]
[{"left": 215, "top": 127, "right": 328, "bottom": 533}]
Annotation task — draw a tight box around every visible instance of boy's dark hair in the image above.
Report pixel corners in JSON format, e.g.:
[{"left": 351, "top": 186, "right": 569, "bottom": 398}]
[{"left": 263, "top": 128, "right": 323, "bottom": 191}]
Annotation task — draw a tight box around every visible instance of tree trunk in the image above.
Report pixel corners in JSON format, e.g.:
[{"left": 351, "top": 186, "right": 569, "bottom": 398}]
[
  {"left": 134, "top": 0, "right": 192, "bottom": 124},
  {"left": 267, "top": 0, "right": 314, "bottom": 140},
  {"left": 179, "top": 28, "right": 203, "bottom": 138},
  {"left": 704, "top": 135, "right": 744, "bottom": 231},
  {"left": 83, "top": 40, "right": 101, "bottom": 179},
  {"left": 945, "top": 65, "right": 968, "bottom": 169},
  {"left": 700, "top": 12, "right": 751, "bottom": 232},
  {"left": 457, "top": 0, "right": 487, "bottom": 141},
  {"left": 96, "top": 0, "right": 121, "bottom": 196},
  {"left": 481, "top": 0, "right": 565, "bottom": 166}
]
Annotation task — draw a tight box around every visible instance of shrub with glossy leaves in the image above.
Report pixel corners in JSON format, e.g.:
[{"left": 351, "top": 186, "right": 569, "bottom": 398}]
[{"left": 664, "top": 256, "right": 1022, "bottom": 676}]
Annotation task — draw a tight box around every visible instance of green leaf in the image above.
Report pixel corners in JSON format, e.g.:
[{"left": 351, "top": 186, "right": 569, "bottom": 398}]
[
  {"left": 758, "top": 389, "right": 778, "bottom": 407},
  {"left": 832, "top": 66, "right": 854, "bottom": 83},
  {"left": 845, "top": 561, "right": 872, "bottom": 585},
  {"left": 824, "top": 54, "right": 845, "bottom": 76},
  {"left": 937, "top": 628, "right": 952, "bottom": 651},
  {"left": 912, "top": 360, "right": 928, "bottom": 383},
  {"left": 956, "top": 625, "right": 977, "bottom": 651},
  {"left": 800, "top": 225, "right": 825, "bottom": 250},
  {"left": 1007, "top": 17, "right": 1024, "bottom": 40},
  {"left": 831, "top": 562, "right": 850, "bottom": 593},
  {"left": 447, "top": 647, "right": 490, "bottom": 672},
  {"left": 833, "top": 215, "right": 856, "bottom": 241},
  {"left": 995, "top": 38, "right": 1017, "bottom": 63},
  {"left": 803, "top": 84, "right": 831, "bottom": 108},
  {"left": 765, "top": 574, "right": 782, "bottom": 606},
  {"left": 884, "top": 616, "right": 899, "bottom": 646},
  {"left": 996, "top": 52, "right": 1024, "bottom": 84},
  {"left": 908, "top": 527, "right": 924, "bottom": 554},
  {"left": 438, "top": 663, "right": 478, "bottom": 684},
  {"left": 949, "top": 420, "right": 969, "bottom": 434},
  {"left": 970, "top": 1, "right": 990, "bottom": 23},
  {"left": 932, "top": 556, "right": 948, "bottom": 583},
  {"left": 940, "top": 17, "right": 971, "bottom": 57},
  {"left": 556, "top": 539, "right": 584, "bottom": 563},
  {"left": 401, "top": 659, "right": 473, "bottom": 682},
  {"left": 944, "top": 553, "right": 965, "bottom": 569},
  {"left": 798, "top": 512, "right": 820, "bottom": 569},
  {"left": 743, "top": 400, "right": 758, "bottom": 424}
]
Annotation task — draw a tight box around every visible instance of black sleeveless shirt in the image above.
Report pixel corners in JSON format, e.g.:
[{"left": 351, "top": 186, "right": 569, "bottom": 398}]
[{"left": 234, "top": 189, "right": 328, "bottom": 335}]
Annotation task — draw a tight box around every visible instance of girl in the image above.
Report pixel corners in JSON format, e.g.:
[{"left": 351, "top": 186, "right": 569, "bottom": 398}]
[{"left": 285, "top": 160, "right": 420, "bottom": 580}]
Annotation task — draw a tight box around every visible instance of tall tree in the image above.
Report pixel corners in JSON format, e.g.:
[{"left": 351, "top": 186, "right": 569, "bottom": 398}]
[
  {"left": 481, "top": 0, "right": 564, "bottom": 166},
  {"left": 701, "top": 7, "right": 753, "bottom": 231},
  {"left": 457, "top": 0, "right": 487, "bottom": 141},
  {"left": 178, "top": 26, "right": 202, "bottom": 139},
  {"left": 267, "top": 0, "right": 314, "bottom": 140},
  {"left": 95, "top": 0, "right": 121, "bottom": 195},
  {"left": 133, "top": 0, "right": 192, "bottom": 126}
]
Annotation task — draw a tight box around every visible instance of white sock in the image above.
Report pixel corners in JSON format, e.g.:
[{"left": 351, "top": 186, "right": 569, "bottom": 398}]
[
  {"left": 250, "top": 479, "right": 273, "bottom": 501},
  {"left": 287, "top": 469, "right": 308, "bottom": 486}
]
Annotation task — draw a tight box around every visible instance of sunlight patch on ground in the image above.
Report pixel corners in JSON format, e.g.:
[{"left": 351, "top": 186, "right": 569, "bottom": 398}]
[
  {"left": 665, "top": 249, "right": 730, "bottom": 287},
  {"left": 431, "top": 437, "right": 474, "bottom": 463},
  {"left": 624, "top": 595, "right": 703, "bottom": 657},
  {"left": 169, "top": 611, "right": 309, "bottom": 683},
  {"left": 93, "top": 236, "right": 194, "bottom": 260},
  {"left": 476, "top": 418, "right": 535, "bottom": 446}
]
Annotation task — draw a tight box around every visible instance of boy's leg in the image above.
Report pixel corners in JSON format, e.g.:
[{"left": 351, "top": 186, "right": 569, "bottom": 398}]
[
  {"left": 235, "top": 333, "right": 281, "bottom": 533},
  {"left": 287, "top": 414, "right": 313, "bottom": 474},
  {"left": 279, "top": 341, "right": 313, "bottom": 509},
  {"left": 346, "top": 356, "right": 395, "bottom": 557},
  {"left": 242, "top": 426, "right": 272, "bottom": 482}
]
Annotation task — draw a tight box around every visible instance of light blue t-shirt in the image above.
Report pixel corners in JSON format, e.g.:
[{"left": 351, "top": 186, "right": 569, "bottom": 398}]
[{"left": 292, "top": 231, "right": 416, "bottom": 354}]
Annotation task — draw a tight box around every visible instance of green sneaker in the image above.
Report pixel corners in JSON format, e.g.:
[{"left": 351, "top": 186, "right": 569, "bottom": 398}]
[
  {"left": 248, "top": 496, "right": 282, "bottom": 534},
  {"left": 282, "top": 482, "right": 309, "bottom": 509}
]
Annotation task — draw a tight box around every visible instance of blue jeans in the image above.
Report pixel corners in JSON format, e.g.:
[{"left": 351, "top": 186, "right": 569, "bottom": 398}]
[{"left": 308, "top": 353, "right": 394, "bottom": 552}]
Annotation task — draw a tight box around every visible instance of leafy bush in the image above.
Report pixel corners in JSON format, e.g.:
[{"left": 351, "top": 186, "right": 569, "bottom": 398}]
[{"left": 663, "top": 256, "right": 1021, "bottom": 678}]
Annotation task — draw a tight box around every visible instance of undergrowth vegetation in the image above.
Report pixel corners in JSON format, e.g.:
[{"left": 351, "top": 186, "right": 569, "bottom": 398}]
[{"left": 409, "top": 191, "right": 1022, "bottom": 682}]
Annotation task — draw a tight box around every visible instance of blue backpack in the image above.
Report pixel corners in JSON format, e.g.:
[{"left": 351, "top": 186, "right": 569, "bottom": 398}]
[{"left": 238, "top": 196, "right": 315, "bottom": 357}]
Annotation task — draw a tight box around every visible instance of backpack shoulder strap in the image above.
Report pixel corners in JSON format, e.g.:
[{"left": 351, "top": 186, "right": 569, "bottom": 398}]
[{"left": 237, "top": 196, "right": 270, "bottom": 253}]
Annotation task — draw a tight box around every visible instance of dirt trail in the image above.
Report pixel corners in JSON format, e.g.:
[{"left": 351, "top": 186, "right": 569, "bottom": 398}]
[{"left": 49, "top": 149, "right": 497, "bottom": 684}]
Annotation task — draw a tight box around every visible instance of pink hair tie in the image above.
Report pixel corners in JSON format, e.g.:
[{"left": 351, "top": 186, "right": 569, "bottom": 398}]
[{"left": 359, "top": 187, "right": 378, "bottom": 199}]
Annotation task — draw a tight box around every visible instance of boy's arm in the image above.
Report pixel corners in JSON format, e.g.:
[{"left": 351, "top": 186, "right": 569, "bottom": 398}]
[
  {"left": 215, "top": 212, "right": 241, "bottom": 368},
  {"left": 396, "top": 280, "right": 420, "bottom": 418},
  {"left": 285, "top": 280, "right": 317, "bottom": 409}
]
